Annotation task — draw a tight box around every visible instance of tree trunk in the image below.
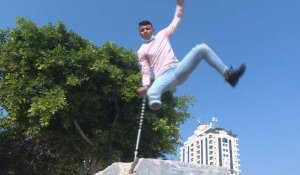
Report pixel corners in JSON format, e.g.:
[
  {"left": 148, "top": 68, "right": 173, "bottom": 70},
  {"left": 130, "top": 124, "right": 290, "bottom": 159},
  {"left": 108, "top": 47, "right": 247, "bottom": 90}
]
[{"left": 88, "top": 155, "right": 103, "bottom": 175}]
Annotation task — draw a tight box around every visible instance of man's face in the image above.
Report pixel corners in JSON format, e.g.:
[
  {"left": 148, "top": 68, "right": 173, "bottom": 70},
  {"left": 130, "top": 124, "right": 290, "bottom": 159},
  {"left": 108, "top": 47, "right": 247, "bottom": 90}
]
[{"left": 139, "top": 25, "right": 153, "bottom": 40}]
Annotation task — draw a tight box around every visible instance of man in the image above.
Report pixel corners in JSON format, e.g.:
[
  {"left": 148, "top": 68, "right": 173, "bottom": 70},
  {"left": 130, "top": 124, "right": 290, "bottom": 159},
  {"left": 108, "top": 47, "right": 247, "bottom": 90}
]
[{"left": 137, "top": 0, "right": 246, "bottom": 110}]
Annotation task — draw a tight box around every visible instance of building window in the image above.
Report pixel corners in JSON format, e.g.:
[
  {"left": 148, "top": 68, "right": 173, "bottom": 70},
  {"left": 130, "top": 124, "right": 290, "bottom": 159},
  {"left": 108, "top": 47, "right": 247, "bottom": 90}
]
[{"left": 222, "top": 138, "right": 228, "bottom": 143}]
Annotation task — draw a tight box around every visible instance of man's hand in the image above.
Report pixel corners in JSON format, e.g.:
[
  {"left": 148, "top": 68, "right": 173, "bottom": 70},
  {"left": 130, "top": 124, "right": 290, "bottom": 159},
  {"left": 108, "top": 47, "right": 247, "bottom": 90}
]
[
  {"left": 177, "top": 0, "right": 185, "bottom": 6},
  {"left": 137, "top": 86, "right": 149, "bottom": 97}
]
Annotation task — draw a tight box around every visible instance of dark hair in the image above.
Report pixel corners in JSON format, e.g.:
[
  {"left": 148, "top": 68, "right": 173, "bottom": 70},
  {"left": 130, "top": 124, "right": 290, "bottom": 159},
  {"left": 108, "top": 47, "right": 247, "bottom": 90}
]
[{"left": 138, "top": 20, "right": 152, "bottom": 27}]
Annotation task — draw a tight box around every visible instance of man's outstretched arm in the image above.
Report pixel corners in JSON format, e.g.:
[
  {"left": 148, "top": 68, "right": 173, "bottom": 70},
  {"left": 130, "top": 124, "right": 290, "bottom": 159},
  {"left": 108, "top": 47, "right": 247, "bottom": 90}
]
[
  {"left": 163, "top": 0, "right": 185, "bottom": 37},
  {"left": 177, "top": 0, "right": 185, "bottom": 7}
]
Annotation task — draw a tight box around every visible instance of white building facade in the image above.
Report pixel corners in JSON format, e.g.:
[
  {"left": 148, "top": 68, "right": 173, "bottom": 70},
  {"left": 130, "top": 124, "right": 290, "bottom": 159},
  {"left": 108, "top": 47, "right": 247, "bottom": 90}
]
[{"left": 180, "top": 123, "right": 241, "bottom": 175}]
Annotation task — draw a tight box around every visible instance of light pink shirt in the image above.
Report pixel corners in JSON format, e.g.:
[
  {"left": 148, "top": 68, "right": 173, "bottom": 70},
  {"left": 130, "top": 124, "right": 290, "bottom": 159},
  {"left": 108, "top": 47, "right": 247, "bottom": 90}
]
[{"left": 138, "top": 4, "right": 184, "bottom": 86}]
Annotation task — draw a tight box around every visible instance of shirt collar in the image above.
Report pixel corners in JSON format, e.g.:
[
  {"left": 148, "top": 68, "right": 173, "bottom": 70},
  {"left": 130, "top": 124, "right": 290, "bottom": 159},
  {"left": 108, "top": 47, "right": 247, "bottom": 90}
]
[{"left": 142, "top": 35, "right": 155, "bottom": 43}]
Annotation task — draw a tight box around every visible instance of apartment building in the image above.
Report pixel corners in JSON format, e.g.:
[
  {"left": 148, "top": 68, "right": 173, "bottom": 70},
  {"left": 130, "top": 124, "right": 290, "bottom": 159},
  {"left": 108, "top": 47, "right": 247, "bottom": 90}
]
[{"left": 180, "top": 121, "right": 241, "bottom": 175}]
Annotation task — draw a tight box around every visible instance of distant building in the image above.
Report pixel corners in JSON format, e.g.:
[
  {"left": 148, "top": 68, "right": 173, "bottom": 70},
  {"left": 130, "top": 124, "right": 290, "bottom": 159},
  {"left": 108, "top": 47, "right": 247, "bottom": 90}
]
[{"left": 180, "top": 121, "right": 241, "bottom": 175}]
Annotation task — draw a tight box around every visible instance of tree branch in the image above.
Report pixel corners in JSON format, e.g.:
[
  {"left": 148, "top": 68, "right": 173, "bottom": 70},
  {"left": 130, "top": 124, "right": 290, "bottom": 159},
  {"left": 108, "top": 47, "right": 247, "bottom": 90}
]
[
  {"left": 74, "top": 120, "right": 93, "bottom": 146},
  {"left": 112, "top": 98, "right": 120, "bottom": 126},
  {"left": 65, "top": 136, "right": 82, "bottom": 153}
]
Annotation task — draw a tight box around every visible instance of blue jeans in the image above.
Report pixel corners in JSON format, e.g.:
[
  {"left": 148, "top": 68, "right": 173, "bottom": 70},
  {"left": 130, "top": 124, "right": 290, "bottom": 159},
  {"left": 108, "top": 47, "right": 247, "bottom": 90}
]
[{"left": 147, "top": 43, "right": 228, "bottom": 110}]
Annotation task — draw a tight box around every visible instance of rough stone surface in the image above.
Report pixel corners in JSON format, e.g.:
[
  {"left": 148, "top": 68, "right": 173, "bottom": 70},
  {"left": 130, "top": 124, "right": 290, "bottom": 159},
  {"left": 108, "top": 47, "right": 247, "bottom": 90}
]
[
  {"left": 95, "top": 162, "right": 133, "bottom": 175},
  {"left": 95, "top": 158, "right": 230, "bottom": 175}
]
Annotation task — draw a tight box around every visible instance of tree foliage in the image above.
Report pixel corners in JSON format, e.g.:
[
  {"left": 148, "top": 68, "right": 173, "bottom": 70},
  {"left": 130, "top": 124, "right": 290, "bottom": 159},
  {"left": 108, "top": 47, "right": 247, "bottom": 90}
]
[{"left": 0, "top": 17, "right": 194, "bottom": 174}]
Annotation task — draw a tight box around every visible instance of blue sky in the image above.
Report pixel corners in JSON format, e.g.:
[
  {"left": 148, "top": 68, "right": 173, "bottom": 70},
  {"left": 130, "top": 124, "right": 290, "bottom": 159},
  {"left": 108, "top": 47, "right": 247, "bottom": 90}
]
[{"left": 1, "top": 0, "right": 300, "bottom": 174}]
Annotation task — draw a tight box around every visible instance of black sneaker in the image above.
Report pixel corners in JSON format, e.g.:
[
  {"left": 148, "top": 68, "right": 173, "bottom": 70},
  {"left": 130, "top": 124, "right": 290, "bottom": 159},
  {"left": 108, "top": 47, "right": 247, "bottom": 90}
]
[{"left": 226, "top": 64, "right": 246, "bottom": 87}]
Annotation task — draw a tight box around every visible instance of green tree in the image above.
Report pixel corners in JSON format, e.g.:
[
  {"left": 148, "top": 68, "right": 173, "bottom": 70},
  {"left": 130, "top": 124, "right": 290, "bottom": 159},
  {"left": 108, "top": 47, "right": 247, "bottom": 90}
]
[{"left": 0, "top": 17, "right": 194, "bottom": 175}]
